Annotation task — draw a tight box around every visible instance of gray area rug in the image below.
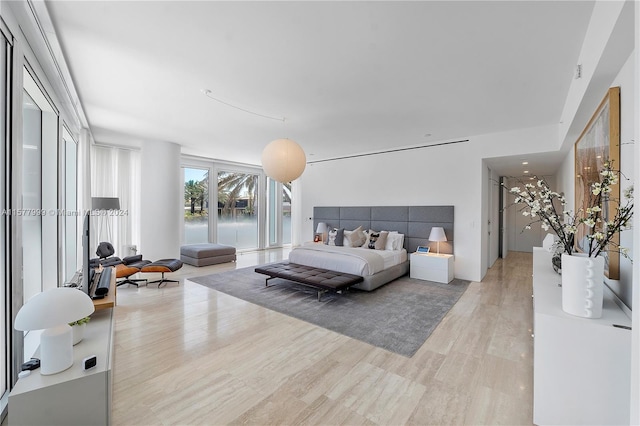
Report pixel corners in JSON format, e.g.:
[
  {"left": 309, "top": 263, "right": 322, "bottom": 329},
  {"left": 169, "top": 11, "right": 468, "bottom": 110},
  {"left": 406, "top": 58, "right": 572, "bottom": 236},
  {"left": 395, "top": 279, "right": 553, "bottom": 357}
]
[{"left": 190, "top": 266, "right": 470, "bottom": 357}]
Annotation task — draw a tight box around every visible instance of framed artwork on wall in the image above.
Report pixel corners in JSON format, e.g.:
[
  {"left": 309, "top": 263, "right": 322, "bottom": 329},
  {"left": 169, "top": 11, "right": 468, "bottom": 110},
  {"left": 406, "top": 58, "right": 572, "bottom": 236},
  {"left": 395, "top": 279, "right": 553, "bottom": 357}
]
[{"left": 574, "top": 86, "right": 620, "bottom": 279}]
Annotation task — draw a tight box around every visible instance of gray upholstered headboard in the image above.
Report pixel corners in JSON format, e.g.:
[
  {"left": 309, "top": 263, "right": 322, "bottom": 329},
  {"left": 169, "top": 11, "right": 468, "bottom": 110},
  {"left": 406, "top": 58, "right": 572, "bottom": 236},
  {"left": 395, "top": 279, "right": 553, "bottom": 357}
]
[{"left": 313, "top": 206, "right": 454, "bottom": 254}]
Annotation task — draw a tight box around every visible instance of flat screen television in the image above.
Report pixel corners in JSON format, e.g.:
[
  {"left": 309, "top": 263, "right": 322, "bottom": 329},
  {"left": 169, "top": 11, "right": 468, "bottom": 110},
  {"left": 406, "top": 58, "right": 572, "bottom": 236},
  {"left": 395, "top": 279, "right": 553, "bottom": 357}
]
[{"left": 81, "top": 211, "right": 93, "bottom": 296}]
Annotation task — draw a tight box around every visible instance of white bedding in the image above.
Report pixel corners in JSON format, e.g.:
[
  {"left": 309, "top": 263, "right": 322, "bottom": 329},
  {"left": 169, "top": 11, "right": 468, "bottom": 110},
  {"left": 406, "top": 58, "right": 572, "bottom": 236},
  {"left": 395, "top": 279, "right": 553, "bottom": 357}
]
[{"left": 289, "top": 242, "right": 408, "bottom": 276}]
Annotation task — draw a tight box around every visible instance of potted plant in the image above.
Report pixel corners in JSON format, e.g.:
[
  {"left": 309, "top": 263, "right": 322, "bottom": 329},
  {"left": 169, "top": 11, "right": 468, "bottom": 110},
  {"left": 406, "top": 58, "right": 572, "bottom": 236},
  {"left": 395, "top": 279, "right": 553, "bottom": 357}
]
[
  {"left": 69, "top": 316, "right": 91, "bottom": 345},
  {"left": 507, "top": 160, "right": 633, "bottom": 318}
]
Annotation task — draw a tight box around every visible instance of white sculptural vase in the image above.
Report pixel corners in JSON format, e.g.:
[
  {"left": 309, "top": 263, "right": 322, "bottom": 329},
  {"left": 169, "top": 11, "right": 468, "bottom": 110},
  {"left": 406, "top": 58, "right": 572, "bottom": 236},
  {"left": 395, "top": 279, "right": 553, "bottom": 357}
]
[{"left": 561, "top": 253, "right": 604, "bottom": 318}]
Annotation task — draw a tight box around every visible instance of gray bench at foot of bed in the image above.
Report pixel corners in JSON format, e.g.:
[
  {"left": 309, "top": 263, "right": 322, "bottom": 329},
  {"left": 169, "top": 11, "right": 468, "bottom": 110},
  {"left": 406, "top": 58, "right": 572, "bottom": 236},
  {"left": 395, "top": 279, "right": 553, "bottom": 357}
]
[{"left": 255, "top": 262, "right": 363, "bottom": 301}]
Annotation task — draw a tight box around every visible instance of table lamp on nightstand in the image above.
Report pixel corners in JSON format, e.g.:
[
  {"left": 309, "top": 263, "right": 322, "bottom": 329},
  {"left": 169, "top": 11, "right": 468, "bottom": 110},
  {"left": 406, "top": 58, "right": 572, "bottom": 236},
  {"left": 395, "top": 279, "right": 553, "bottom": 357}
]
[
  {"left": 429, "top": 226, "right": 447, "bottom": 255},
  {"left": 15, "top": 287, "right": 95, "bottom": 375}
]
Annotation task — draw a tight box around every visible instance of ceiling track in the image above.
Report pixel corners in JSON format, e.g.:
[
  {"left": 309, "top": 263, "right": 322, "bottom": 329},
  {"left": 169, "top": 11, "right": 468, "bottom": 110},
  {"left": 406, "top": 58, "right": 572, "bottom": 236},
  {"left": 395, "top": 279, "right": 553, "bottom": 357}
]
[{"left": 307, "top": 139, "right": 470, "bottom": 164}]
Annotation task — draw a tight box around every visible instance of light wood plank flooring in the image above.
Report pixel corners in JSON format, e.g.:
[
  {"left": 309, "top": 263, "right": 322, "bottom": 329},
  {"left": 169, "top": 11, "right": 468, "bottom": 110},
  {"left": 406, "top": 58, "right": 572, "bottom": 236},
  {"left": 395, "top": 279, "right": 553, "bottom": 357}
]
[{"left": 111, "top": 249, "right": 534, "bottom": 425}]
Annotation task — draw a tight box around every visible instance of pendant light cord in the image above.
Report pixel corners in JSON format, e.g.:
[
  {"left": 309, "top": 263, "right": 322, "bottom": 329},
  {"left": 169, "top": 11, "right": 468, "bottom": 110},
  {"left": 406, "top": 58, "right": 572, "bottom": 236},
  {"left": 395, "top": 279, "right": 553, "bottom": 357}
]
[{"left": 201, "top": 89, "right": 285, "bottom": 122}]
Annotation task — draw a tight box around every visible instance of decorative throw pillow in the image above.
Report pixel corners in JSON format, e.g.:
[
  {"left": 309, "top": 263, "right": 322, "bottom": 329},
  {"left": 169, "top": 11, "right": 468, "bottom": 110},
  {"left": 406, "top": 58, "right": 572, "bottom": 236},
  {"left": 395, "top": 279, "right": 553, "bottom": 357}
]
[
  {"left": 343, "top": 230, "right": 352, "bottom": 247},
  {"left": 385, "top": 232, "right": 405, "bottom": 250},
  {"left": 361, "top": 229, "right": 371, "bottom": 247},
  {"left": 375, "top": 231, "right": 389, "bottom": 250},
  {"left": 327, "top": 228, "right": 345, "bottom": 246},
  {"left": 394, "top": 233, "right": 405, "bottom": 250},
  {"left": 323, "top": 225, "right": 333, "bottom": 244},
  {"left": 348, "top": 225, "right": 367, "bottom": 247},
  {"left": 367, "top": 231, "right": 380, "bottom": 249}
]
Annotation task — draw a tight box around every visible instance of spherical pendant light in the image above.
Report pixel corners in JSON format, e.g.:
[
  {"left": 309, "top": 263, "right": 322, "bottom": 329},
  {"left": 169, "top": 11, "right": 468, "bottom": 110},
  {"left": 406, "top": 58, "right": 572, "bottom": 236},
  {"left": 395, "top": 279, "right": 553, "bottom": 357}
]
[{"left": 261, "top": 138, "right": 306, "bottom": 183}]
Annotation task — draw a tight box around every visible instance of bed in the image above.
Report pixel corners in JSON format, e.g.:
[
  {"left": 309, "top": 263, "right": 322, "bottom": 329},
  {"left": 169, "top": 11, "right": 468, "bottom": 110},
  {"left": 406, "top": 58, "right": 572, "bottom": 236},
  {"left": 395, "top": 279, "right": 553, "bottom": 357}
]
[{"left": 288, "top": 205, "right": 454, "bottom": 291}]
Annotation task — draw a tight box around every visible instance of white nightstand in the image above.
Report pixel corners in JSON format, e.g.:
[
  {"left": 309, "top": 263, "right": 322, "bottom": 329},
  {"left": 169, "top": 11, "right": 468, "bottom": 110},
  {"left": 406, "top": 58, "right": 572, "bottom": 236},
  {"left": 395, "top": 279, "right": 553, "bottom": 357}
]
[{"left": 410, "top": 252, "right": 454, "bottom": 283}]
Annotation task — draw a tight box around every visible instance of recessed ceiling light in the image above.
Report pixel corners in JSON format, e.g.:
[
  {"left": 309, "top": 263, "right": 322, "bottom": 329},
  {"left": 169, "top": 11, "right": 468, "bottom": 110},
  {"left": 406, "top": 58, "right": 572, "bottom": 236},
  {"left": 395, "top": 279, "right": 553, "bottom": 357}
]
[
  {"left": 522, "top": 161, "right": 529, "bottom": 165},
  {"left": 524, "top": 170, "right": 529, "bottom": 174}
]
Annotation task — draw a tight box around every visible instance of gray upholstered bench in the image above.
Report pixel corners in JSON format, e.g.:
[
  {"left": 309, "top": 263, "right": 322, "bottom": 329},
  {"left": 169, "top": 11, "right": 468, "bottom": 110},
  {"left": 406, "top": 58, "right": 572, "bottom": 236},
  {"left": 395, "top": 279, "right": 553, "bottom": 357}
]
[
  {"left": 180, "top": 243, "right": 236, "bottom": 267},
  {"left": 255, "top": 262, "right": 363, "bottom": 301}
]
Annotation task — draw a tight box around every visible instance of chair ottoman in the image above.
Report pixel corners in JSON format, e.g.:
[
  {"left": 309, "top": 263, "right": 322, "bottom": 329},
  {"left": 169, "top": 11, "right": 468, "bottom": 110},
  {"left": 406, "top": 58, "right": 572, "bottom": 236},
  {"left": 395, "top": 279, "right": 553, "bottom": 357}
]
[
  {"left": 140, "top": 259, "right": 183, "bottom": 287},
  {"left": 180, "top": 243, "right": 237, "bottom": 267}
]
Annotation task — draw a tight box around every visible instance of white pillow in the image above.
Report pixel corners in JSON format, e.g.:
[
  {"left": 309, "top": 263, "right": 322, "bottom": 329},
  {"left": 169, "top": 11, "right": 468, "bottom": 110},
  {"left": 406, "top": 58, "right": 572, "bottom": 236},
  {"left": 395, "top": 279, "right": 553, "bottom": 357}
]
[
  {"left": 343, "top": 230, "right": 352, "bottom": 247},
  {"left": 385, "top": 232, "right": 405, "bottom": 251},
  {"left": 361, "top": 229, "right": 370, "bottom": 247}
]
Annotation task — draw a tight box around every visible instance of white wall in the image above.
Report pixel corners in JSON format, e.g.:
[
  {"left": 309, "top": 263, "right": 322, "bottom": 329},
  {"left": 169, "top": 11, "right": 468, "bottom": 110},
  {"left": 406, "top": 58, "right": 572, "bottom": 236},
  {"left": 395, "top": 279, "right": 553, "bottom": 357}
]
[
  {"left": 140, "top": 140, "right": 181, "bottom": 260},
  {"left": 554, "top": 49, "right": 635, "bottom": 309},
  {"left": 502, "top": 179, "right": 510, "bottom": 256},
  {"left": 488, "top": 166, "right": 500, "bottom": 265},
  {"left": 299, "top": 124, "right": 558, "bottom": 282},
  {"left": 503, "top": 176, "right": 546, "bottom": 253},
  {"left": 558, "top": 0, "right": 634, "bottom": 151},
  {"left": 631, "top": 4, "right": 639, "bottom": 420},
  {"left": 610, "top": 51, "right": 635, "bottom": 307},
  {"left": 555, "top": 47, "right": 637, "bottom": 424}
]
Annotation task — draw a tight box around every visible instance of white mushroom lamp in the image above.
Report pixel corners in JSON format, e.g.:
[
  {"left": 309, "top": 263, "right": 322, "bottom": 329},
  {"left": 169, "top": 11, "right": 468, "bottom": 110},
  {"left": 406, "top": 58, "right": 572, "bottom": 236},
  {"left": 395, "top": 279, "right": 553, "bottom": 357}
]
[{"left": 15, "top": 287, "right": 95, "bottom": 375}]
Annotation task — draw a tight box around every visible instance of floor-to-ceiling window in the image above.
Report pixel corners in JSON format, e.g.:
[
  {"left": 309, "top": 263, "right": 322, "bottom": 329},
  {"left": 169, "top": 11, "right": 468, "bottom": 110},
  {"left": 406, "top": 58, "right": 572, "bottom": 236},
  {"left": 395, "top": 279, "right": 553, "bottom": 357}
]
[
  {"left": 183, "top": 167, "right": 209, "bottom": 244},
  {"left": 21, "top": 82, "right": 43, "bottom": 301},
  {"left": 22, "top": 67, "right": 58, "bottom": 299},
  {"left": 0, "top": 31, "right": 9, "bottom": 420},
  {"left": 1, "top": 4, "right": 88, "bottom": 418},
  {"left": 217, "top": 169, "right": 259, "bottom": 250},
  {"left": 182, "top": 158, "right": 291, "bottom": 250},
  {"left": 267, "top": 179, "right": 292, "bottom": 247},
  {"left": 267, "top": 178, "right": 278, "bottom": 246},
  {"left": 282, "top": 182, "right": 292, "bottom": 245},
  {"left": 21, "top": 67, "right": 58, "bottom": 367},
  {"left": 62, "top": 127, "right": 77, "bottom": 282}
]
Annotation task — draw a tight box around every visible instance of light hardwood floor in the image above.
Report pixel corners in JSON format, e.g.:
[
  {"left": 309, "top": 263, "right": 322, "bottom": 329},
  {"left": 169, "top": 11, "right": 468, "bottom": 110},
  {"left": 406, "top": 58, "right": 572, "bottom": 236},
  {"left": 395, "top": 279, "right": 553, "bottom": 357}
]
[{"left": 111, "top": 249, "right": 534, "bottom": 425}]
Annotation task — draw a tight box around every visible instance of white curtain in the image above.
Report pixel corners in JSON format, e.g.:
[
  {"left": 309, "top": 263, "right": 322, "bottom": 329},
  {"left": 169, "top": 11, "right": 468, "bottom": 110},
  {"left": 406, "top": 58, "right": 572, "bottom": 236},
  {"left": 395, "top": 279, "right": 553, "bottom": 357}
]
[{"left": 91, "top": 145, "right": 140, "bottom": 258}]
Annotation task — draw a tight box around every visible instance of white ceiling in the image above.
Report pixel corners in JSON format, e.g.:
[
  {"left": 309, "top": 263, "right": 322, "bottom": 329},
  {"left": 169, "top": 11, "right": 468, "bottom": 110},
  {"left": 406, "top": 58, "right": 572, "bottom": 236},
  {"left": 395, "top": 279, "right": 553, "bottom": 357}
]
[{"left": 45, "top": 1, "right": 595, "bottom": 175}]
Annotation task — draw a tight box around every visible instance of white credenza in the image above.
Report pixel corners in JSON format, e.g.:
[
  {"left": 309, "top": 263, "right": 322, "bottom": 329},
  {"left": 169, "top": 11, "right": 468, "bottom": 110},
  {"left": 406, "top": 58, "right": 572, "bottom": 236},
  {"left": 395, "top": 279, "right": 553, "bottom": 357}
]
[
  {"left": 9, "top": 308, "right": 114, "bottom": 426},
  {"left": 532, "top": 247, "right": 631, "bottom": 425},
  {"left": 410, "top": 253, "right": 454, "bottom": 283}
]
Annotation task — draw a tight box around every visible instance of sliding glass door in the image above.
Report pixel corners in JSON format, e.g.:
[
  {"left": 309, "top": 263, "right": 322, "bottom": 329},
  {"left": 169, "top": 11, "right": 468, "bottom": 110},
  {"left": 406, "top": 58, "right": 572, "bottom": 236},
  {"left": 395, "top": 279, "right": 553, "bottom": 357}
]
[
  {"left": 283, "top": 182, "right": 292, "bottom": 245},
  {"left": 183, "top": 167, "right": 209, "bottom": 244},
  {"left": 266, "top": 179, "right": 292, "bottom": 247},
  {"left": 181, "top": 159, "right": 293, "bottom": 250},
  {"left": 267, "top": 179, "right": 278, "bottom": 246},
  {"left": 217, "top": 170, "right": 259, "bottom": 250}
]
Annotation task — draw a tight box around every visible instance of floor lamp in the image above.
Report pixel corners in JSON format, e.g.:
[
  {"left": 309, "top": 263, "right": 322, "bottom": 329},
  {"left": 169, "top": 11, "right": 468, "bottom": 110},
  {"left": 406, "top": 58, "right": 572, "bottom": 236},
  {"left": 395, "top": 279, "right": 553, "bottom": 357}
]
[{"left": 92, "top": 197, "right": 120, "bottom": 243}]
